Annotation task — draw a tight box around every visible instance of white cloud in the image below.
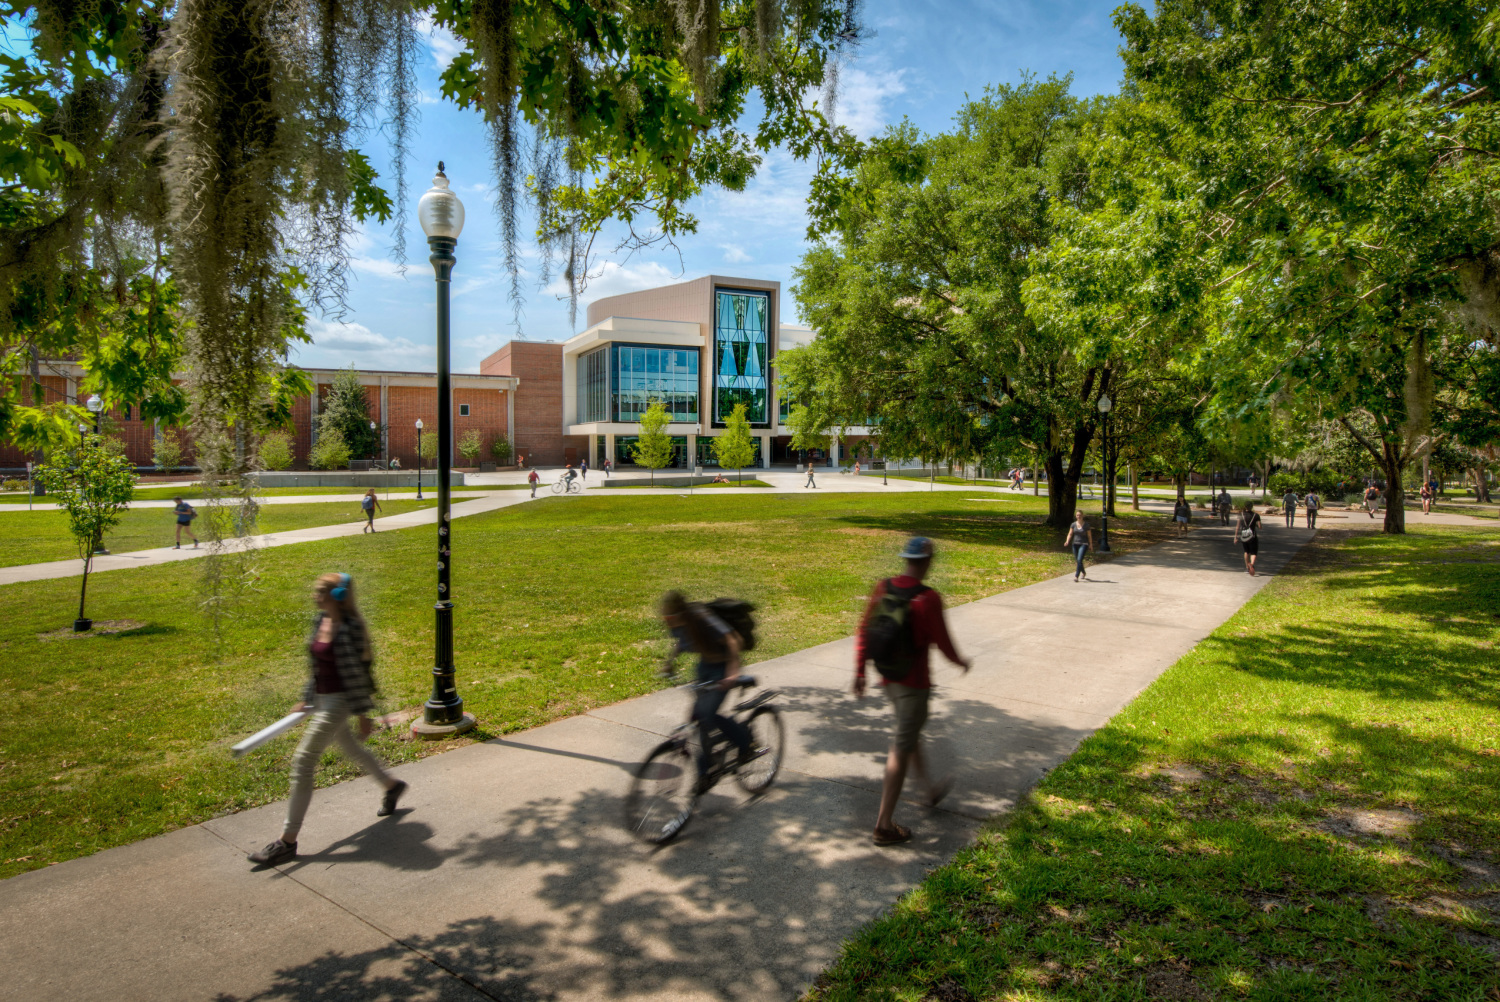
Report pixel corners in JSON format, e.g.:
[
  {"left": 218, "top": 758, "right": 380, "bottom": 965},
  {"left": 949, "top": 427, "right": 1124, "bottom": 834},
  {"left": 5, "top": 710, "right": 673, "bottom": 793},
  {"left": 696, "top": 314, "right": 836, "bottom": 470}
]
[
  {"left": 297, "top": 318, "right": 433, "bottom": 370},
  {"left": 417, "top": 14, "right": 465, "bottom": 70},
  {"left": 719, "top": 243, "right": 752, "bottom": 264},
  {"left": 541, "top": 259, "right": 682, "bottom": 312},
  {"left": 831, "top": 65, "right": 908, "bottom": 139}
]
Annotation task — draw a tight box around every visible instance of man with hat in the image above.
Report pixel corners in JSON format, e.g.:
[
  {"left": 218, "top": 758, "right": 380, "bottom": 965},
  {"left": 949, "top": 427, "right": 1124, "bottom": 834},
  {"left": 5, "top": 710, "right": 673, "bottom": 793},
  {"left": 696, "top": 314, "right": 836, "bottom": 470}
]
[{"left": 854, "top": 536, "right": 972, "bottom": 846}]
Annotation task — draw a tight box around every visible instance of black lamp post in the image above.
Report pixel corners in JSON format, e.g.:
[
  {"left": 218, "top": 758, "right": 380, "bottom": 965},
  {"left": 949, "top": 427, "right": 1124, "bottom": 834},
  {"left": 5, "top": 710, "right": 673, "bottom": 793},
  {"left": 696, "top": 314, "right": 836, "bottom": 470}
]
[
  {"left": 1097, "top": 393, "right": 1113, "bottom": 553},
  {"left": 412, "top": 162, "right": 475, "bottom": 737},
  {"left": 415, "top": 418, "right": 424, "bottom": 499},
  {"left": 84, "top": 396, "right": 110, "bottom": 555}
]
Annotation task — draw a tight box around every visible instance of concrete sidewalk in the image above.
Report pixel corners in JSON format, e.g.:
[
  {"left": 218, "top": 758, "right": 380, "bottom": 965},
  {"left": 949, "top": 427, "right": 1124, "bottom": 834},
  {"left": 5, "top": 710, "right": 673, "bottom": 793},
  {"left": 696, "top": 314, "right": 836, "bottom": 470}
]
[{"left": 0, "top": 521, "right": 1310, "bottom": 1002}]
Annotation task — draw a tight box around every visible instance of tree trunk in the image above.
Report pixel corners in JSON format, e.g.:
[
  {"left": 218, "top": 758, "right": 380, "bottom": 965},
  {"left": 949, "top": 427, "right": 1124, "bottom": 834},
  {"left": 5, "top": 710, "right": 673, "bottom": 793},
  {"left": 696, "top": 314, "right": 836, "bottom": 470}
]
[
  {"left": 1130, "top": 464, "right": 1140, "bottom": 511},
  {"left": 1032, "top": 451, "right": 1039, "bottom": 495},
  {"left": 77, "top": 552, "right": 92, "bottom": 624},
  {"left": 1261, "top": 460, "right": 1270, "bottom": 500},
  {"left": 1044, "top": 449, "right": 1076, "bottom": 528},
  {"left": 1473, "top": 467, "right": 1491, "bottom": 504},
  {"left": 1175, "top": 471, "right": 1186, "bottom": 500},
  {"left": 1380, "top": 442, "right": 1407, "bottom": 534}
]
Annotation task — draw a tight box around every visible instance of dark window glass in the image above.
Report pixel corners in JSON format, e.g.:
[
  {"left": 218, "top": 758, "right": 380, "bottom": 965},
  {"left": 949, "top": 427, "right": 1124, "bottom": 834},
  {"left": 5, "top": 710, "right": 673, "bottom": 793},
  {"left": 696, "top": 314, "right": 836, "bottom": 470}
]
[{"left": 714, "top": 290, "right": 769, "bottom": 424}]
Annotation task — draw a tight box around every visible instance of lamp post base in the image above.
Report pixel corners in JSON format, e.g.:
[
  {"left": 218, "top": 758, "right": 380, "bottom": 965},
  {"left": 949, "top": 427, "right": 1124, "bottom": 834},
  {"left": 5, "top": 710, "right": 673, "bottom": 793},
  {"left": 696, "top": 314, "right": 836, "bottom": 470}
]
[
  {"left": 410, "top": 712, "right": 477, "bottom": 739},
  {"left": 73, "top": 618, "right": 92, "bottom": 632}
]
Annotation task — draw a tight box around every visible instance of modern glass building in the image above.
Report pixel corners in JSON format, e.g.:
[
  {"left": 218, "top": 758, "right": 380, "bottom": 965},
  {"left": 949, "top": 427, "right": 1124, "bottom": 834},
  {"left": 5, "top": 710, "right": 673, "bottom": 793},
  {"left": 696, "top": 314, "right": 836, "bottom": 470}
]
[{"left": 713, "top": 288, "right": 770, "bottom": 424}]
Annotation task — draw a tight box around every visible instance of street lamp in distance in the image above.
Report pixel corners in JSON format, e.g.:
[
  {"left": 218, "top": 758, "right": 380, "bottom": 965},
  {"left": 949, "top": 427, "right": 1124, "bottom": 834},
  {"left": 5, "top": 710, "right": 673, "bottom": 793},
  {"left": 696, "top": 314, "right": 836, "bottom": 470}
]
[
  {"left": 1097, "top": 393, "right": 1113, "bottom": 554},
  {"left": 415, "top": 418, "right": 424, "bottom": 500},
  {"left": 411, "top": 162, "right": 474, "bottom": 738},
  {"left": 85, "top": 394, "right": 103, "bottom": 436}
]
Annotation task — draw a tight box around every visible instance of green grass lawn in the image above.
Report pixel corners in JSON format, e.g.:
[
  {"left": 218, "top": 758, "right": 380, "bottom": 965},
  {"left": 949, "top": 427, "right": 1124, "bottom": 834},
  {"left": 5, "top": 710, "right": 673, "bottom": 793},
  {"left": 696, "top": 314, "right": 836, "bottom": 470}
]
[
  {"left": 600, "top": 478, "right": 774, "bottom": 488},
  {"left": 0, "top": 492, "right": 1175, "bottom": 877},
  {"left": 0, "top": 500, "right": 438, "bottom": 567},
  {"left": 804, "top": 525, "right": 1500, "bottom": 1002},
  {"left": 0, "top": 485, "right": 523, "bottom": 503}
]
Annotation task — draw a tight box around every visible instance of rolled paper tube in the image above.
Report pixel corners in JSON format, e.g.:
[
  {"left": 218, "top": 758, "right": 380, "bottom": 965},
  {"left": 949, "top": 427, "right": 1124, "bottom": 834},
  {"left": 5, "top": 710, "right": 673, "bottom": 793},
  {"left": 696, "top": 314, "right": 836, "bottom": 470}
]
[{"left": 231, "top": 711, "right": 309, "bottom": 758}]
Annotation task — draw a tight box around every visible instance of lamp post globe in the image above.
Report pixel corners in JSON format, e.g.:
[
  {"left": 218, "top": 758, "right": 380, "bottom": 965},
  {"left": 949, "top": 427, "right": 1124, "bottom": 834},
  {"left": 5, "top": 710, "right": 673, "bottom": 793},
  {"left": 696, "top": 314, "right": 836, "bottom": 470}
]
[
  {"left": 1096, "top": 394, "right": 1113, "bottom": 553},
  {"left": 85, "top": 393, "right": 103, "bottom": 436},
  {"left": 413, "top": 163, "right": 474, "bottom": 737}
]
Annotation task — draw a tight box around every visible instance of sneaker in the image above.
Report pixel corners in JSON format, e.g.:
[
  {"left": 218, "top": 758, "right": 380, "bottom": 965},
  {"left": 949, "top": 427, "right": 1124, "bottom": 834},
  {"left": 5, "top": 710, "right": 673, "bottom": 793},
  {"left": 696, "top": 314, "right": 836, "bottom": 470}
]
[
  {"left": 872, "top": 824, "right": 912, "bottom": 846},
  {"left": 377, "top": 780, "right": 407, "bottom": 816},
  {"left": 249, "top": 839, "right": 296, "bottom": 865}
]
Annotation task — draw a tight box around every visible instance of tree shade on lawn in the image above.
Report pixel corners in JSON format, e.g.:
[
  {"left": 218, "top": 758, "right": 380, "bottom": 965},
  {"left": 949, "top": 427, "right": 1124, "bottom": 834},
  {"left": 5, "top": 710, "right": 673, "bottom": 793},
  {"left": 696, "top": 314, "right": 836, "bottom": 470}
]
[
  {"left": 0, "top": 492, "right": 1179, "bottom": 877},
  {"left": 804, "top": 525, "right": 1500, "bottom": 1001}
]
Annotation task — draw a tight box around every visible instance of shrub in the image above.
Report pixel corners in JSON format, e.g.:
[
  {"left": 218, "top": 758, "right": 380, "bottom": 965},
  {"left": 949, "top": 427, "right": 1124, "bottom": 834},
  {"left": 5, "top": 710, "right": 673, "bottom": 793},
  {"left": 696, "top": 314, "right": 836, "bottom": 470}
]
[
  {"left": 490, "top": 436, "right": 513, "bottom": 464},
  {"left": 309, "top": 427, "right": 351, "bottom": 470},
  {"left": 260, "top": 431, "right": 294, "bottom": 470},
  {"left": 152, "top": 429, "right": 184, "bottom": 473},
  {"left": 0, "top": 478, "right": 23, "bottom": 491},
  {"left": 457, "top": 428, "right": 482, "bottom": 465}
]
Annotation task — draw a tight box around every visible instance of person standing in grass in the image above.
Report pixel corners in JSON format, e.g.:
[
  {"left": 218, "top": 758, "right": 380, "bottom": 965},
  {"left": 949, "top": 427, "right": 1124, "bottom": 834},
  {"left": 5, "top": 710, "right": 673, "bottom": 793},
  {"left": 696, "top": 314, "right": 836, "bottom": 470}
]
[
  {"left": 1064, "top": 510, "right": 1094, "bottom": 581},
  {"left": 1236, "top": 501, "right": 1263, "bottom": 576},
  {"left": 1282, "top": 487, "right": 1299, "bottom": 528},
  {"left": 249, "top": 572, "right": 407, "bottom": 868},
  {"left": 854, "top": 536, "right": 972, "bottom": 847},
  {"left": 805, "top": 461, "right": 817, "bottom": 489},
  {"left": 1172, "top": 496, "right": 1192, "bottom": 533},
  {"left": 172, "top": 497, "right": 198, "bottom": 549},
  {"left": 360, "top": 488, "right": 382, "bottom": 533},
  {"left": 1304, "top": 489, "right": 1320, "bottom": 529},
  {"left": 527, "top": 468, "right": 540, "bottom": 498}
]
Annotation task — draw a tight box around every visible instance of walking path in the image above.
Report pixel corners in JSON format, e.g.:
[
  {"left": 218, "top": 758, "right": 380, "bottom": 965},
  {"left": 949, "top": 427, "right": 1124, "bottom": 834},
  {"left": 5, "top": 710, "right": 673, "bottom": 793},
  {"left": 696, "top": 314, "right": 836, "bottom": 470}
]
[
  {"left": 0, "top": 489, "right": 505, "bottom": 512},
  {"left": 0, "top": 521, "right": 1312, "bottom": 1001}
]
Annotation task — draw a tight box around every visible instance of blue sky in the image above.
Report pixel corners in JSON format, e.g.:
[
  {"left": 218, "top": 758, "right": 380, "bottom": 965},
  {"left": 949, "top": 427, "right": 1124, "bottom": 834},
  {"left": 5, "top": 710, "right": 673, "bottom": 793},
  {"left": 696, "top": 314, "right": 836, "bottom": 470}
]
[{"left": 294, "top": 1, "right": 1132, "bottom": 373}]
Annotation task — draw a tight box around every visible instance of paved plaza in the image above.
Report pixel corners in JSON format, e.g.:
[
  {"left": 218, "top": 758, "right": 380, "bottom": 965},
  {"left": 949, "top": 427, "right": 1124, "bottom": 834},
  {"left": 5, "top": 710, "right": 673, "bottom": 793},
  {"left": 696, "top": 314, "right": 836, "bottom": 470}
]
[{"left": 0, "top": 513, "right": 1310, "bottom": 1001}]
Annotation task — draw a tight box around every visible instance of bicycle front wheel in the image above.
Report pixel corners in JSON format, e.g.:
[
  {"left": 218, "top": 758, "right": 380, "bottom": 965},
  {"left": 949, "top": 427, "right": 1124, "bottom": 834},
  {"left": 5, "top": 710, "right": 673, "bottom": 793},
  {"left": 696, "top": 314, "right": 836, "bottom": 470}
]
[
  {"left": 735, "top": 705, "right": 785, "bottom": 795},
  {"left": 624, "top": 738, "right": 697, "bottom": 844}
]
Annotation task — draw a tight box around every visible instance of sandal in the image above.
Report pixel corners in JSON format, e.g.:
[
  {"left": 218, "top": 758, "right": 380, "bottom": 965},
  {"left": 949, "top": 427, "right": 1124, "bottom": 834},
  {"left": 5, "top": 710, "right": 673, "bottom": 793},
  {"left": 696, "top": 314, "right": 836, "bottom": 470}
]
[{"left": 872, "top": 824, "right": 912, "bottom": 846}]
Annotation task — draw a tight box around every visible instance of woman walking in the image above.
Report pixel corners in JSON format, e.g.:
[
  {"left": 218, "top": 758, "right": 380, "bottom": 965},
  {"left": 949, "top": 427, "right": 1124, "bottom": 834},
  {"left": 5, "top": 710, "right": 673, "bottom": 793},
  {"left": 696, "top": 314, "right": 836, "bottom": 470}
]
[
  {"left": 248, "top": 572, "right": 407, "bottom": 867},
  {"left": 172, "top": 497, "right": 198, "bottom": 549},
  {"left": 1172, "top": 496, "right": 1192, "bottom": 533},
  {"left": 1064, "top": 511, "right": 1095, "bottom": 581},
  {"left": 1236, "top": 501, "right": 1263, "bottom": 577},
  {"left": 360, "top": 488, "right": 382, "bottom": 533},
  {"left": 1420, "top": 481, "right": 1433, "bottom": 514},
  {"left": 805, "top": 461, "right": 818, "bottom": 489}
]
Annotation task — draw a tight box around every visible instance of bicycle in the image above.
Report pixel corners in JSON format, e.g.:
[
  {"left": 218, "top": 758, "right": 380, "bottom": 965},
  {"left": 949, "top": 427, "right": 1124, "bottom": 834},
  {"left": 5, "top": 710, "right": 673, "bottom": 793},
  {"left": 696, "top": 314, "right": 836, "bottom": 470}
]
[
  {"left": 623, "top": 676, "right": 785, "bottom": 844},
  {"left": 550, "top": 474, "right": 582, "bottom": 495},
  {"left": 1077, "top": 484, "right": 1094, "bottom": 500}
]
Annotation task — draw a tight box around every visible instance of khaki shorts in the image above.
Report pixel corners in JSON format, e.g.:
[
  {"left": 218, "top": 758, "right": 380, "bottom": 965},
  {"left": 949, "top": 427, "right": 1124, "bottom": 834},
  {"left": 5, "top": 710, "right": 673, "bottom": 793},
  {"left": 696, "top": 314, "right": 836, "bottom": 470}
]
[{"left": 885, "top": 681, "right": 931, "bottom": 754}]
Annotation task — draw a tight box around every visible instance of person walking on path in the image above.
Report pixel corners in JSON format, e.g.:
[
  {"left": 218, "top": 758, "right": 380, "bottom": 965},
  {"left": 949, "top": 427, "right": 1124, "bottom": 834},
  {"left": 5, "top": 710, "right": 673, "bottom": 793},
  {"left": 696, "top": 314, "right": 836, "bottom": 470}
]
[
  {"left": 527, "top": 468, "right": 540, "bottom": 498},
  {"left": 659, "top": 591, "right": 756, "bottom": 791},
  {"left": 603, "top": 457, "right": 612, "bottom": 480},
  {"left": 1304, "top": 489, "right": 1320, "bottom": 529},
  {"left": 360, "top": 489, "right": 382, "bottom": 533},
  {"left": 1172, "top": 496, "right": 1192, "bottom": 533},
  {"left": 1420, "top": 481, "right": 1434, "bottom": 514},
  {"left": 1364, "top": 483, "right": 1382, "bottom": 519},
  {"left": 805, "top": 461, "right": 817, "bottom": 489},
  {"left": 1217, "top": 488, "right": 1233, "bottom": 525},
  {"left": 1282, "top": 488, "right": 1299, "bottom": 528},
  {"left": 248, "top": 573, "right": 407, "bottom": 867},
  {"left": 1064, "top": 510, "right": 1094, "bottom": 581},
  {"left": 853, "top": 536, "right": 972, "bottom": 847},
  {"left": 172, "top": 497, "right": 198, "bottom": 549},
  {"left": 581, "top": 458, "right": 588, "bottom": 481},
  {"left": 1236, "top": 501, "right": 1263, "bottom": 577}
]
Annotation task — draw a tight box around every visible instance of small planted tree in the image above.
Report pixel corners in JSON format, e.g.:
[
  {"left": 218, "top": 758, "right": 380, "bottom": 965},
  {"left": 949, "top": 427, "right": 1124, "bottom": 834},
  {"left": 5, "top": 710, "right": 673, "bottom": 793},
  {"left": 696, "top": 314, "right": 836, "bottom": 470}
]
[
  {"left": 153, "top": 428, "right": 184, "bottom": 474},
  {"left": 713, "top": 403, "right": 758, "bottom": 483},
  {"left": 633, "top": 401, "right": 675, "bottom": 485},
  {"left": 309, "top": 427, "right": 351, "bottom": 470},
  {"left": 418, "top": 426, "right": 439, "bottom": 468},
  {"left": 260, "top": 431, "right": 294, "bottom": 470},
  {"left": 458, "top": 428, "right": 483, "bottom": 467},
  {"left": 36, "top": 438, "right": 137, "bottom": 631},
  {"left": 490, "top": 435, "right": 513, "bottom": 465},
  {"left": 320, "top": 368, "right": 378, "bottom": 458}
]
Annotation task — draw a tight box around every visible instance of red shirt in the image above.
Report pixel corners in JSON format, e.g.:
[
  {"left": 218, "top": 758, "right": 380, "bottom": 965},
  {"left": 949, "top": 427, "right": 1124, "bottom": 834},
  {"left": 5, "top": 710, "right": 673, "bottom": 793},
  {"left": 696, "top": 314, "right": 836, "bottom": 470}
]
[{"left": 854, "top": 575, "right": 962, "bottom": 689}]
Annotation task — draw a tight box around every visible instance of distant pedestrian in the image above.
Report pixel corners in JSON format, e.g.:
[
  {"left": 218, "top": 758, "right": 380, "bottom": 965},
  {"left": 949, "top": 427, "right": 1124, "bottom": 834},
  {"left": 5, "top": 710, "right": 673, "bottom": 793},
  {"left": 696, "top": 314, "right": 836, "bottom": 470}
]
[
  {"left": 603, "top": 458, "right": 612, "bottom": 479},
  {"left": 805, "top": 462, "right": 817, "bottom": 489},
  {"left": 581, "top": 458, "right": 588, "bottom": 481},
  {"left": 1011, "top": 469, "right": 1023, "bottom": 491},
  {"left": 1282, "top": 488, "right": 1299, "bottom": 528},
  {"left": 1420, "top": 481, "right": 1433, "bottom": 514},
  {"left": 361, "top": 489, "right": 382, "bottom": 533},
  {"left": 248, "top": 572, "right": 406, "bottom": 868},
  {"left": 1217, "top": 488, "right": 1233, "bottom": 525},
  {"left": 852, "top": 460, "right": 861, "bottom": 476},
  {"left": 1172, "top": 496, "right": 1192, "bottom": 533},
  {"left": 1304, "top": 489, "right": 1320, "bottom": 528},
  {"left": 389, "top": 456, "right": 401, "bottom": 470},
  {"left": 854, "top": 537, "right": 971, "bottom": 846},
  {"left": 1064, "top": 510, "right": 1094, "bottom": 581},
  {"left": 173, "top": 497, "right": 198, "bottom": 549},
  {"left": 1248, "top": 473, "right": 1259, "bottom": 493},
  {"left": 1363, "top": 483, "right": 1382, "bottom": 519},
  {"left": 1236, "top": 501, "right": 1262, "bottom": 576},
  {"left": 527, "top": 468, "right": 540, "bottom": 497}
]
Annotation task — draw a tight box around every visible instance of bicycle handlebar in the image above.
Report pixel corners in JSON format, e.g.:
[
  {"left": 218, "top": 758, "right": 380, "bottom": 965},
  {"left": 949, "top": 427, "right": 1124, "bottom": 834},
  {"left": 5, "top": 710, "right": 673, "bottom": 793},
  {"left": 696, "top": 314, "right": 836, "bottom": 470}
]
[{"left": 688, "top": 675, "right": 756, "bottom": 692}]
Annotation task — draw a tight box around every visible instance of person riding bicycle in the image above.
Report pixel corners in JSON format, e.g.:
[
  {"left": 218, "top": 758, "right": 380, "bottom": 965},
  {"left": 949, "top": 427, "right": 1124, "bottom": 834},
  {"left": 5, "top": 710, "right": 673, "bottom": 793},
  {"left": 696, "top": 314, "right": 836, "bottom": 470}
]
[
  {"left": 564, "top": 464, "right": 578, "bottom": 486},
  {"left": 660, "top": 591, "right": 757, "bottom": 791}
]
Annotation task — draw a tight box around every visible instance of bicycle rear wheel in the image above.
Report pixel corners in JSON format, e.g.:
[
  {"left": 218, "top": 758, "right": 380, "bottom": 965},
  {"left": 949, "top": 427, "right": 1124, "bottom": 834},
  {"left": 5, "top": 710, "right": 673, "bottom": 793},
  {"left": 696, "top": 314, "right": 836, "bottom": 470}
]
[
  {"left": 550, "top": 481, "right": 563, "bottom": 494},
  {"left": 568, "top": 480, "right": 581, "bottom": 493},
  {"left": 735, "top": 706, "right": 784, "bottom": 795},
  {"left": 624, "top": 738, "right": 697, "bottom": 844}
]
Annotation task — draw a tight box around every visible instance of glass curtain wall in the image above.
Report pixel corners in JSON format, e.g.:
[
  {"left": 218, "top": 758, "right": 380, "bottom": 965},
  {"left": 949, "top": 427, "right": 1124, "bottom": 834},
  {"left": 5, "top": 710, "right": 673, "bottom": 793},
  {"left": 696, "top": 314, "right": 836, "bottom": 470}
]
[
  {"left": 577, "top": 346, "right": 609, "bottom": 423},
  {"left": 714, "top": 290, "right": 769, "bottom": 424},
  {"left": 613, "top": 345, "right": 699, "bottom": 422}
]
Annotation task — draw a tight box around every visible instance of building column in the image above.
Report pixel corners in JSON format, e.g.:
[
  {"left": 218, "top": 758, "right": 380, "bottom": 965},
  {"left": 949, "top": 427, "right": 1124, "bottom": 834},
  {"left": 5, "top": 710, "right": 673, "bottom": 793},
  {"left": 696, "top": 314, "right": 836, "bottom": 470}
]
[
  {"left": 686, "top": 433, "right": 697, "bottom": 471},
  {"left": 505, "top": 388, "right": 515, "bottom": 460},
  {"left": 309, "top": 384, "right": 320, "bottom": 446},
  {"left": 829, "top": 439, "right": 840, "bottom": 468},
  {"left": 604, "top": 433, "right": 615, "bottom": 465},
  {"left": 379, "top": 377, "right": 389, "bottom": 462},
  {"left": 760, "top": 434, "right": 771, "bottom": 470}
]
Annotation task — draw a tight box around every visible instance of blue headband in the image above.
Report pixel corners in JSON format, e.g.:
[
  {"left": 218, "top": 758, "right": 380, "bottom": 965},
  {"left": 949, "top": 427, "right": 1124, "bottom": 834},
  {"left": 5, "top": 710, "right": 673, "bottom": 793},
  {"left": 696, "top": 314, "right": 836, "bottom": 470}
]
[{"left": 330, "top": 572, "right": 351, "bottom": 601}]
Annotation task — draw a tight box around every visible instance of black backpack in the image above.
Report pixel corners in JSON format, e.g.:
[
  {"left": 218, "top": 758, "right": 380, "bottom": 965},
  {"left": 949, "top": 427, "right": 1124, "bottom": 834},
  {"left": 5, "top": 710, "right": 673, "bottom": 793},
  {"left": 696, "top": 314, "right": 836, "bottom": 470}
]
[
  {"left": 863, "top": 579, "right": 929, "bottom": 682},
  {"left": 705, "top": 598, "right": 757, "bottom": 652}
]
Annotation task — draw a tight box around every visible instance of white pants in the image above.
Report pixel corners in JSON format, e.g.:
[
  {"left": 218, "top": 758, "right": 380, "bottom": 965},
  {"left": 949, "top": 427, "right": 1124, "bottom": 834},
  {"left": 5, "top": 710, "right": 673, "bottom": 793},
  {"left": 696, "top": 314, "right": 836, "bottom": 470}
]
[{"left": 282, "top": 693, "right": 391, "bottom": 842}]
